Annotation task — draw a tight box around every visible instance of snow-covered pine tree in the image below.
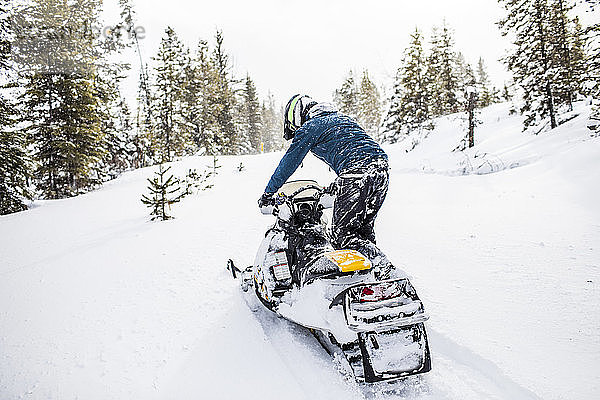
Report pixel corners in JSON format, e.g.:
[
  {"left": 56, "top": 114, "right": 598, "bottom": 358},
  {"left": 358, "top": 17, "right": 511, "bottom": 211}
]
[
  {"left": 181, "top": 45, "right": 201, "bottom": 152},
  {"left": 357, "top": 70, "right": 382, "bottom": 140},
  {"left": 383, "top": 69, "right": 403, "bottom": 140},
  {"left": 583, "top": 1, "right": 599, "bottom": 107},
  {"left": 566, "top": 17, "right": 587, "bottom": 105},
  {"left": 425, "top": 26, "right": 442, "bottom": 117},
  {"left": 17, "top": 0, "right": 105, "bottom": 198},
  {"left": 0, "top": 95, "right": 31, "bottom": 215},
  {"left": 260, "top": 92, "right": 283, "bottom": 152},
  {"left": 151, "top": 27, "right": 192, "bottom": 162},
  {"left": 334, "top": 70, "right": 359, "bottom": 120},
  {"left": 240, "top": 74, "right": 262, "bottom": 154},
  {"left": 499, "top": 0, "right": 559, "bottom": 130},
  {"left": 476, "top": 57, "right": 494, "bottom": 107},
  {"left": 548, "top": 0, "right": 586, "bottom": 111},
  {"left": 211, "top": 31, "right": 238, "bottom": 155},
  {"left": 384, "top": 28, "right": 431, "bottom": 143},
  {"left": 502, "top": 82, "right": 513, "bottom": 102},
  {"left": 133, "top": 69, "right": 154, "bottom": 168},
  {"left": 100, "top": 95, "right": 134, "bottom": 178},
  {"left": 438, "top": 23, "right": 461, "bottom": 114},
  {"left": 0, "top": 1, "right": 31, "bottom": 215},
  {"left": 95, "top": 67, "right": 132, "bottom": 180},
  {"left": 426, "top": 22, "right": 461, "bottom": 116},
  {"left": 211, "top": 154, "right": 221, "bottom": 177},
  {"left": 454, "top": 52, "right": 477, "bottom": 107},
  {"left": 182, "top": 39, "right": 219, "bottom": 155},
  {"left": 183, "top": 168, "right": 212, "bottom": 195},
  {"left": 94, "top": 3, "right": 135, "bottom": 180},
  {"left": 141, "top": 163, "right": 184, "bottom": 221}
]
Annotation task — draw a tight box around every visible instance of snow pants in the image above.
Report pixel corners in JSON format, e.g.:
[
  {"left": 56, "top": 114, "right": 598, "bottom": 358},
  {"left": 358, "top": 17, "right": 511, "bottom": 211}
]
[{"left": 331, "top": 159, "right": 392, "bottom": 271}]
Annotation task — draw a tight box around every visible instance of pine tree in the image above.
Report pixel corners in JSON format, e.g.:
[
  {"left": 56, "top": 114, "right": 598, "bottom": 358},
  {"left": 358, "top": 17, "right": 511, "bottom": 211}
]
[
  {"left": 94, "top": 2, "right": 135, "bottom": 180},
  {"left": 455, "top": 53, "right": 476, "bottom": 92},
  {"left": 476, "top": 57, "right": 494, "bottom": 107},
  {"left": 334, "top": 70, "right": 359, "bottom": 120},
  {"left": 241, "top": 74, "right": 262, "bottom": 154},
  {"left": 100, "top": 95, "right": 134, "bottom": 178},
  {"left": 357, "top": 70, "right": 382, "bottom": 139},
  {"left": 133, "top": 69, "right": 154, "bottom": 168},
  {"left": 151, "top": 27, "right": 191, "bottom": 162},
  {"left": 502, "top": 82, "right": 513, "bottom": 102},
  {"left": 182, "top": 39, "right": 218, "bottom": 155},
  {"left": 29, "top": 75, "right": 103, "bottom": 198},
  {"left": 548, "top": 0, "right": 586, "bottom": 111},
  {"left": 95, "top": 59, "right": 132, "bottom": 179},
  {"left": 425, "top": 26, "right": 442, "bottom": 117},
  {"left": 384, "top": 69, "right": 403, "bottom": 139},
  {"left": 16, "top": 0, "right": 109, "bottom": 198},
  {"left": 568, "top": 17, "right": 587, "bottom": 105},
  {"left": 583, "top": 1, "right": 599, "bottom": 105},
  {"left": 0, "top": 96, "right": 31, "bottom": 214},
  {"left": 499, "top": 0, "right": 558, "bottom": 130},
  {"left": 454, "top": 52, "right": 478, "bottom": 112},
  {"left": 260, "top": 92, "right": 283, "bottom": 152},
  {"left": 0, "top": 1, "right": 31, "bottom": 214},
  {"left": 182, "top": 168, "right": 213, "bottom": 195},
  {"left": 384, "top": 28, "right": 431, "bottom": 142},
  {"left": 211, "top": 30, "right": 238, "bottom": 155},
  {"left": 107, "top": 0, "right": 153, "bottom": 171},
  {"left": 427, "top": 22, "right": 461, "bottom": 116},
  {"left": 211, "top": 154, "right": 221, "bottom": 177},
  {"left": 438, "top": 23, "right": 461, "bottom": 114},
  {"left": 141, "top": 163, "right": 184, "bottom": 221}
]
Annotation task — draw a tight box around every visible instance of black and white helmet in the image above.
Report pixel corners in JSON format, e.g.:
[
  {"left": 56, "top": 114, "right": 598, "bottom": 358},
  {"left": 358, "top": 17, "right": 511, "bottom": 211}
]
[{"left": 283, "top": 94, "right": 317, "bottom": 140}]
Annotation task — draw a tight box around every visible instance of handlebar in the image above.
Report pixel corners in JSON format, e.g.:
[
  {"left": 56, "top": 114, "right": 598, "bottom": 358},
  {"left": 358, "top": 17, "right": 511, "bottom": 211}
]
[{"left": 260, "top": 183, "right": 335, "bottom": 215}]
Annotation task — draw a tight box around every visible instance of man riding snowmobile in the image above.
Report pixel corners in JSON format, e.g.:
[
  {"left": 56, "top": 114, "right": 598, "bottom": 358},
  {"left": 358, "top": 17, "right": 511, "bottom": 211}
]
[
  {"left": 241, "top": 95, "right": 431, "bottom": 382},
  {"left": 258, "top": 94, "right": 396, "bottom": 279}
]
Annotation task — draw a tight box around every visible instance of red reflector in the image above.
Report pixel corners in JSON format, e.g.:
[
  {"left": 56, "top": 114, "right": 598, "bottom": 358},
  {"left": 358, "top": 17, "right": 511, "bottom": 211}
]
[{"left": 358, "top": 282, "right": 403, "bottom": 303}]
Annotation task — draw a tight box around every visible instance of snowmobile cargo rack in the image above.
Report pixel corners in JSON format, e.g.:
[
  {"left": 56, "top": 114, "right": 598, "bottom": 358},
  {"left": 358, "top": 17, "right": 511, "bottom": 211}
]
[{"left": 330, "top": 279, "right": 429, "bottom": 332}]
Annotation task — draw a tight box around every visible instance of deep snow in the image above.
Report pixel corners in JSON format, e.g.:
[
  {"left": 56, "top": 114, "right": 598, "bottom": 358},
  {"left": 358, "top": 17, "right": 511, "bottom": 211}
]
[{"left": 1, "top": 102, "right": 599, "bottom": 399}]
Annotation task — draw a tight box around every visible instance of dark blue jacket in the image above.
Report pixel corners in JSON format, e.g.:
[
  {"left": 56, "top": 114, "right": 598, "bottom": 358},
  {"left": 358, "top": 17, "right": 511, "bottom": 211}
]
[{"left": 265, "top": 112, "right": 387, "bottom": 194}]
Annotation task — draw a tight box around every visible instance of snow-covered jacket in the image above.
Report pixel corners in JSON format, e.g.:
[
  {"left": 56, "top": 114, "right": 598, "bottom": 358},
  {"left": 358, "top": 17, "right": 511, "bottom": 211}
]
[{"left": 265, "top": 107, "right": 388, "bottom": 194}]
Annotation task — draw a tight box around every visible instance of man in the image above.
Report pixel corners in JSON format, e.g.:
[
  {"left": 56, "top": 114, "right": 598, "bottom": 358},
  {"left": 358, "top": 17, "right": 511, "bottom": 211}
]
[{"left": 258, "top": 94, "right": 395, "bottom": 278}]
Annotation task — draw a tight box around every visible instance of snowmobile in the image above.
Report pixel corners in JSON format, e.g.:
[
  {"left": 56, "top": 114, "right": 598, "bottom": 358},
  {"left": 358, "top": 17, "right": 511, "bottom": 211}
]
[{"left": 228, "top": 180, "right": 431, "bottom": 383}]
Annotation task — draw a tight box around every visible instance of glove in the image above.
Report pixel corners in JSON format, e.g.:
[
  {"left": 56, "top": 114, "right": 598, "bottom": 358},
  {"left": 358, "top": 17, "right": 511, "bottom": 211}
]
[{"left": 258, "top": 192, "right": 274, "bottom": 208}]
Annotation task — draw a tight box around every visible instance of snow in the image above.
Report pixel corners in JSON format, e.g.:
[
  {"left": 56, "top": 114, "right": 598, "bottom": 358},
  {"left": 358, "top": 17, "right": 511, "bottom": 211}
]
[{"left": 1, "top": 102, "right": 599, "bottom": 399}]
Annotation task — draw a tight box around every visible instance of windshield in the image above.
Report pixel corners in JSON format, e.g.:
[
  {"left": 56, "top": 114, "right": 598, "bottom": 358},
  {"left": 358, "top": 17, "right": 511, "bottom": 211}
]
[{"left": 277, "top": 180, "right": 322, "bottom": 198}]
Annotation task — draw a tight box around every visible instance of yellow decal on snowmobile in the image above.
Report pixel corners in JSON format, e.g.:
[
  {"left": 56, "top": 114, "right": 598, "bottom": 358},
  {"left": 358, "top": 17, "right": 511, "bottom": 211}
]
[{"left": 325, "top": 250, "right": 372, "bottom": 272}]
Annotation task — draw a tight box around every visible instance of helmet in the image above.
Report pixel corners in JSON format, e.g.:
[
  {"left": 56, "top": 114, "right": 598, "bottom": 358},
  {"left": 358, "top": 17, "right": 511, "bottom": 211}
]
[{"left": 283, "top": 94, "right": 317, "bottom": 140}]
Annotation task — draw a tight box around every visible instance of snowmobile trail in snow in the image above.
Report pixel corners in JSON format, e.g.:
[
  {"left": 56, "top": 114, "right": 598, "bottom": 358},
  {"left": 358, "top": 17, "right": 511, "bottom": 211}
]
[
  {"left": 240, "top": 286, "right": 541, "bottom": 400},
  {"left": 240, "top": 287, "right": 366, "bottom": 400},
  {"left": 372, "top": 330, "right": 542, "bottom": 400},
  {"left": 427, "top": 330, "right": 542, "bottom": 400}
]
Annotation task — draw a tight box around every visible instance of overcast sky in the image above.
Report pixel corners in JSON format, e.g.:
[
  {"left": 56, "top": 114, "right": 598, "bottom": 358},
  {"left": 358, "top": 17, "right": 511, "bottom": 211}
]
[{"left": 107, "top": 0, "right": 514, "bottom": 105}]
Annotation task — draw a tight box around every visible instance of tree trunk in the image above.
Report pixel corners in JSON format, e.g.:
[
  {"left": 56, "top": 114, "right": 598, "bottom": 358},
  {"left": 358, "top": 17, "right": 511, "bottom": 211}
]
[
  {"left": 537, "top": 3, "right": 557, "bottom": 129},
  {"left": 467, "top": 92, "right": 476, "bottom": 148}
]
